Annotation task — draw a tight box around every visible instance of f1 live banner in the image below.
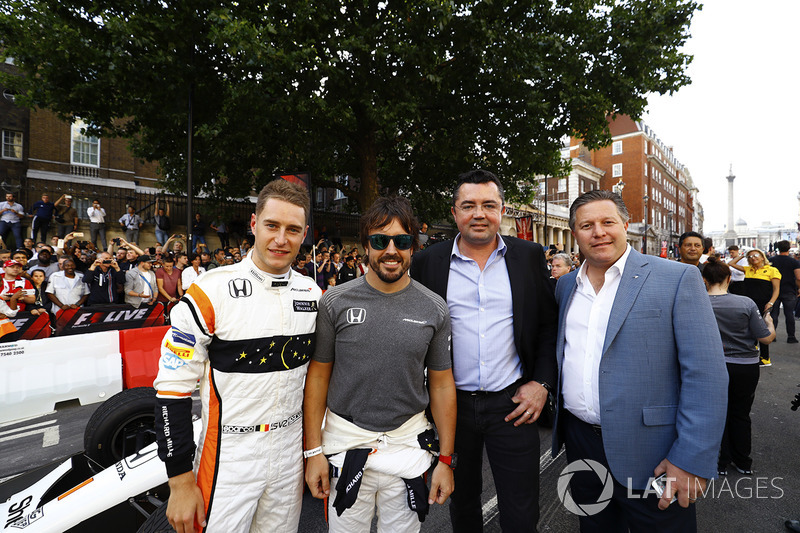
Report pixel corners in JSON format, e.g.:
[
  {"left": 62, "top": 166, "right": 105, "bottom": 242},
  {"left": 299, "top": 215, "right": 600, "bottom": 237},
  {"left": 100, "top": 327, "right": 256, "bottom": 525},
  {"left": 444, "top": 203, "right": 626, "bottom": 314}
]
[
  {"left": 54, "top": 304, "right": 165, "bottom": 336},
  {"left": 3, "top": 312, "right": 53, "bottom": 341}
]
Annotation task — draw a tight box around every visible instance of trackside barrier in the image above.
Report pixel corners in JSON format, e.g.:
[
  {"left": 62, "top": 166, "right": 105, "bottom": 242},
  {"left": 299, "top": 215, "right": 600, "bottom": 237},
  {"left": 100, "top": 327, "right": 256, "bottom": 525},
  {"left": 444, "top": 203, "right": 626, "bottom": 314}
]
[
  {"left": 0, "top": 331, "right": 123, "bottom": 424},
  {"left": 120, "top": 325, "right": 169, "bottom": 389}
]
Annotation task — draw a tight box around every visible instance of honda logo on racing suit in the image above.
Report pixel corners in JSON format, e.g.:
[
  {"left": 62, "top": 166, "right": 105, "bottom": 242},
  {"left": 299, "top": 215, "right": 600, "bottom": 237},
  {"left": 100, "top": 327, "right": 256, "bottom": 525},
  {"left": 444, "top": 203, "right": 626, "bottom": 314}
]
[
  {"left": 228, "top": 279, "right": 252, "bottom": 298},
  {"left": 346, "top": 308, "right": 366, "bottom": 324}
]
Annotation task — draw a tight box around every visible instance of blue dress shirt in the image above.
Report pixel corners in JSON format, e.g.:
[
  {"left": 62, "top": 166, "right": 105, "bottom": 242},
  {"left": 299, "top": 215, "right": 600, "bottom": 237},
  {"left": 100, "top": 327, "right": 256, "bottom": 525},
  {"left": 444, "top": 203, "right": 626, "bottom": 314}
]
[{"left": 447, "top": 234, "right": 522, "bottom": 391}]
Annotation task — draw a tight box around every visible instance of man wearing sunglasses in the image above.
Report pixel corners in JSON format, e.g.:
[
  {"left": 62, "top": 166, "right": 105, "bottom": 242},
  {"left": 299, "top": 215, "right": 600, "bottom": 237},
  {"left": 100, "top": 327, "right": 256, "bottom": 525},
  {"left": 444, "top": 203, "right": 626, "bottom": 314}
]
[
  {"left": 305, "top": 196, "right": 457, "bottom": 531},
  {"left": 411, "top": 169, "right": 558, "bottom": 532}
]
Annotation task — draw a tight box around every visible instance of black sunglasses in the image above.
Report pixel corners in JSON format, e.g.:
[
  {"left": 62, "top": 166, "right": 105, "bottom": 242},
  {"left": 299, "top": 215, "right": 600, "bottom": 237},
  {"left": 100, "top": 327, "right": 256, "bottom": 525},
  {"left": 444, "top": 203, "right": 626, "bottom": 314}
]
[{"left": 368, "top": 234, "right": 414, "bottom": 251}]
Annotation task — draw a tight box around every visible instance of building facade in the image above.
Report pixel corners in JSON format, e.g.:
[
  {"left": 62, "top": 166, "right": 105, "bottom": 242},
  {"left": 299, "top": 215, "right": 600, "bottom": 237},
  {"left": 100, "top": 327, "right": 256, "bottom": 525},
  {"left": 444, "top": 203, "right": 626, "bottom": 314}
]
[{"left": 565, "top": 115, "right": 701, "bottom": 256}]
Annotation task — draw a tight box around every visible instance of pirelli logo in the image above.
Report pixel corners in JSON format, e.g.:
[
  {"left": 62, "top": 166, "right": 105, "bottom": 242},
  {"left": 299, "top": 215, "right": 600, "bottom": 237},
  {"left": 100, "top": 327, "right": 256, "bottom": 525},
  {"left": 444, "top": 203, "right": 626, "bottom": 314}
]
[{"left": 164, "top": 340, "right": 194, "bottom": 360}]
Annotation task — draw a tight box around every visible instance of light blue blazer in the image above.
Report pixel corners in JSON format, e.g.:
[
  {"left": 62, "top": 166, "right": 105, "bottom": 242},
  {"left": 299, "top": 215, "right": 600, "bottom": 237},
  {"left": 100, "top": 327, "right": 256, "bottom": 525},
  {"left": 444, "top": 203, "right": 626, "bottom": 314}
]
[{"left": 552, "top": 249, "right": 728, "bottom": 489}]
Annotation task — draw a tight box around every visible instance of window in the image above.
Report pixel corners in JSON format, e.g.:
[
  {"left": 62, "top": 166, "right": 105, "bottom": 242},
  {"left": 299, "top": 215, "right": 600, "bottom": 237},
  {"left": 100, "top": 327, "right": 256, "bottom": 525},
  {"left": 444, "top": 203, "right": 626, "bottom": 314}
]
[
  {"left": 71, "top": 119, "right": 100, "bottom": 167},
  {"left": 334, "top": 175, "right": 348, "bottom": 201},
  {"left": 2, "top": 130, "right": 22, "bottom": 160},
  {"left": 612, "top": 163, "right": 622, "bottom": 178},
  {"left": 612, "top": 141, "right": 622, "bottom": 155},
  {"left": 557, "top": 178, "right": 566, "bottom": 193},
  {"left": 580, "top": 179, "right": 585, "bottom": 194}
]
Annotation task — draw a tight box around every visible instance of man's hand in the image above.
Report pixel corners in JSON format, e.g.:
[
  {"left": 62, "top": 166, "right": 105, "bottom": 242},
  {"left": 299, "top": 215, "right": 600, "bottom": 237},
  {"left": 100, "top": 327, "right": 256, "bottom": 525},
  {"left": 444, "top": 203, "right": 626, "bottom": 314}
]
[
  {"left": 428, "top": 461, "right": 454, "bottom": 504},
  {"left": 167, "top": 472, "right": 206, "bottom": 533},
  {"left": 305, "top": 454, "right": 331, "bottom": 499},
  {"left": 653, "top": 459, "right": 706, "bottom": 510},
  {"left": 505, "top": 380, "right": 548, "bottom": 426}
]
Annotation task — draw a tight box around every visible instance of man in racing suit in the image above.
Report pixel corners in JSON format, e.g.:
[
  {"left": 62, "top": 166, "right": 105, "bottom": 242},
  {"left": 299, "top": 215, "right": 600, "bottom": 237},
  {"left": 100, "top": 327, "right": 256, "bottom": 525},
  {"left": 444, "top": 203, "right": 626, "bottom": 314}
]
[{"left": 154, "top": 179, "right": 321, "bottom": 533}]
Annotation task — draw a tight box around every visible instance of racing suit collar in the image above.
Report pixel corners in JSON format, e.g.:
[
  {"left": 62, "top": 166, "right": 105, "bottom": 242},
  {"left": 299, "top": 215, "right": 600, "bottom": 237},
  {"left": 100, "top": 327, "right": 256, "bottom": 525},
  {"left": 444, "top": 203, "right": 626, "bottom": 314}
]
[{"left": 241, "top": 255, "right": 295, "bottom": 290}]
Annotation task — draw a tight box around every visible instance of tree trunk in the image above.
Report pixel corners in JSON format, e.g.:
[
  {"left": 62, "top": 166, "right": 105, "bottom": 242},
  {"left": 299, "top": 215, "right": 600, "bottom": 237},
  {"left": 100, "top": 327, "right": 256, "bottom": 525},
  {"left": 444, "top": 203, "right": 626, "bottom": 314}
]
[{"left": 353, "top": 108, "right": 380, "bottom": 212}]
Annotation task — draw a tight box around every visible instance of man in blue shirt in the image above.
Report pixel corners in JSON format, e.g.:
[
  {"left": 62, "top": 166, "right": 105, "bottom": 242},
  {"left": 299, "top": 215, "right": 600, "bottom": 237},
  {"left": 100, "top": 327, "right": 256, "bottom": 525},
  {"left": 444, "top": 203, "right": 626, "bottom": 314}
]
[
  {"left": 0, "top": 193, "right": 26, "bottom": 249},
  {"left": 29, "top": 193, "right": 55, "bottom": 243}
]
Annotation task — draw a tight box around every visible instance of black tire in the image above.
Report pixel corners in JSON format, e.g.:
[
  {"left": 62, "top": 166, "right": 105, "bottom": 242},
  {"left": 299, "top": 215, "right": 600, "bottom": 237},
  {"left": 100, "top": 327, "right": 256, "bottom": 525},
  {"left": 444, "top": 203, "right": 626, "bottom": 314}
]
[
  {"left": 84, "top": 387, "right": 158, "bottom": 468},
  {"left": 137, "top": 501, "right": 176, "bottom": 533}
]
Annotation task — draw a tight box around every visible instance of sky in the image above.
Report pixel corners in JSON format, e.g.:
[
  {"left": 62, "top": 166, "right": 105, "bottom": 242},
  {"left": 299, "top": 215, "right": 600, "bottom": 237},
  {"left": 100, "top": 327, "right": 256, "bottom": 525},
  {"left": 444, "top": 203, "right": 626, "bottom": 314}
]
[{"left": 642, "top": 0, "right": 800, "bottom": 232}]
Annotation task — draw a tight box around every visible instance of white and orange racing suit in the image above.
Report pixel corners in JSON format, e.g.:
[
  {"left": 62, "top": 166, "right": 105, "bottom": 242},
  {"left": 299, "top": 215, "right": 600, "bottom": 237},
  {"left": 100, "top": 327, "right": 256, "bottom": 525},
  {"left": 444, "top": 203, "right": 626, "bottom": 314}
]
[{"left": 154, "top": 256, "right": 321, "bottom": 532}]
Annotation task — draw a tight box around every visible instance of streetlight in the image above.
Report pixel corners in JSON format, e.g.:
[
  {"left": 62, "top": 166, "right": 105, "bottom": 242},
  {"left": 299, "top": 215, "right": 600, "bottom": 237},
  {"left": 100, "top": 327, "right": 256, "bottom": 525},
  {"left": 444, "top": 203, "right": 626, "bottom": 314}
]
[
  {"left": 643, "top": 195, "right": 649, "bottom": 255},
  {"left": 667, "top": 210, "right": 674, "bottom": 258}
]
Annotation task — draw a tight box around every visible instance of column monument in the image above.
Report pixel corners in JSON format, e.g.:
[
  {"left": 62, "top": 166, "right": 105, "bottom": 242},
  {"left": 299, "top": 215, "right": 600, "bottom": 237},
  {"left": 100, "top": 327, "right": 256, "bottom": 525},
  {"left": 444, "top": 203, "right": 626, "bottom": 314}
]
[{"left": 723, "top": 165, "right": 737, "bottom": 247}]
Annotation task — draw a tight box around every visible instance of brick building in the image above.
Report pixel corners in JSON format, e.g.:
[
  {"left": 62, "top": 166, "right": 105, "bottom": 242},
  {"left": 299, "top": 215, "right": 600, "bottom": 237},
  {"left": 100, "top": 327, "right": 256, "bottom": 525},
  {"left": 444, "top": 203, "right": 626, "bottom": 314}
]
[{"left": 565, "top": 115, "right": 701, "bottom": 256}]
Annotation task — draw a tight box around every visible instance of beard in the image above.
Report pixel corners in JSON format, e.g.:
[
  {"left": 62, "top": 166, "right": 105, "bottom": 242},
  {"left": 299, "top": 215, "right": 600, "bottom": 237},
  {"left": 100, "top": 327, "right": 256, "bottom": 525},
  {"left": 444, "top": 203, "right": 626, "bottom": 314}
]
[{"left": 369, "top": 252, "right": 408, "bottom": 284}]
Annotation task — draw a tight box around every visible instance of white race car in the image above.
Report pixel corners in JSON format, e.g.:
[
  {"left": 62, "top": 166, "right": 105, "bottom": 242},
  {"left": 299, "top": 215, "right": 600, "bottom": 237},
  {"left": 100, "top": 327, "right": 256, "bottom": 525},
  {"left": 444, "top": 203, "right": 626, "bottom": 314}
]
[{"left": 1, "top": 388, "right": 198, "bottom": 533}]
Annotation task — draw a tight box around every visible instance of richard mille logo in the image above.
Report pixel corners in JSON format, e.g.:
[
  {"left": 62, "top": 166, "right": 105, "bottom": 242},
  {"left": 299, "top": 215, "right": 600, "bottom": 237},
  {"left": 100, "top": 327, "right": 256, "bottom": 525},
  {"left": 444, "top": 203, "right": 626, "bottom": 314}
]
[{"left": 346, "top": 308, "right": 366, "bottom": 324}]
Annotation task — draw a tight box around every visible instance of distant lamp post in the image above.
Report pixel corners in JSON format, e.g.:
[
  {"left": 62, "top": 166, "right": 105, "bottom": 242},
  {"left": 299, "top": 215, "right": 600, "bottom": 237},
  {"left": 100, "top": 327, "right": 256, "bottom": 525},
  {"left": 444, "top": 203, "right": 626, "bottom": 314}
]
[
  {"left": 667, "top": 210, "right": 674, "bottom": 258},
  {"left": 612, "top": 178, "right": 625, "bottom": 196},
  {"left": 643, "top": 194, "right": 649, "bottom": 255}
]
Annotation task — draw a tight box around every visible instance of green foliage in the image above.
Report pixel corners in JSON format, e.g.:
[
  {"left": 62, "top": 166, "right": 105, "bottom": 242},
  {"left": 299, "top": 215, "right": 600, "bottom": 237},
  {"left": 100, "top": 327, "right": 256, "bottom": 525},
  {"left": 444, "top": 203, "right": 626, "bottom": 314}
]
[{"left": 0, "top": 0, "right": 699, "bottom": 214}]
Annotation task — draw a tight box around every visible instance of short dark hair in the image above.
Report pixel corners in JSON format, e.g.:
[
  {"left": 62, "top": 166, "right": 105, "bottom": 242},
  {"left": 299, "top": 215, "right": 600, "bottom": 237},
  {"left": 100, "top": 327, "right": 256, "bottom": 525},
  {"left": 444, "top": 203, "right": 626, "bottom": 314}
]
[
  {"left": 727, "top": 245, "right": 739, "bottom": 252},
  {"left": 777, "top": 240, "right": 791, "bottom": 253},
  {"left": 702, "top": 237, "right": 714, "bottom": 254},
  {"left": 359, "top": 196, "right": 420, "bottom": 251},
  {"left": 453, "top": 169, "right": 505, "bottom": 206},
  {"left": 189, "top": 253, "right": 201, "bottom": 262},
  {"left": 701, "top": 256, "right": 731, "bottom": 286},
  {"left": 568, "top": 190, "right": 629, "bottom": 230},
  {"left": 678, "top": 231, "right": 704, "bottom": 248},
  {"left": 255, "top": 179, "right": 310, "bottom": 223}
]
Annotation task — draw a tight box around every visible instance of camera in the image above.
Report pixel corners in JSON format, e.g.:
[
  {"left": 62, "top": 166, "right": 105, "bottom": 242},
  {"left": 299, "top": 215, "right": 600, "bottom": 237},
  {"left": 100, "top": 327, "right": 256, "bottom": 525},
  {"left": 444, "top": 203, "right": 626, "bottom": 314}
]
[
  {"left": 112, "top": 237, "right": 121, "bottom": 244},
  {"left": 102, "top": 259, "right": 112, "bottom": 264}
]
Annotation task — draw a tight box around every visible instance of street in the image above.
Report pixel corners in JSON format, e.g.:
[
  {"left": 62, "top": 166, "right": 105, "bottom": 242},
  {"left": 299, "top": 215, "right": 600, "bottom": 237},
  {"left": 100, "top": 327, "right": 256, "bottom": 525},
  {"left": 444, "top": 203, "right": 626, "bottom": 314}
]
[{"left": 1, "top": 333, "right": 799, "bottom": 532}]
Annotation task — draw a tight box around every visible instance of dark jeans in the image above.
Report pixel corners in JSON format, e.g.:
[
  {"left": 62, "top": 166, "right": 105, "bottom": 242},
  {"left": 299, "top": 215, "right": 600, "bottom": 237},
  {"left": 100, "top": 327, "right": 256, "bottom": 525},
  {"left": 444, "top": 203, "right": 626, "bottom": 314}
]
[
  {"left": 719, "top": 362, "right": 759, "bottom": 470},
  {"left": 562, "top": 410, "right": 696, "bottom": 533},
  {"left": 770, "top": 287, "right": 797, "bottom": 338},
  {"left": 0, "top": 220, "right": 23, "bottom": 249},
  {"left": 90, "top": 222, "right": 107, "bottom": 250},
  {"left": 31, "top": 216, "right": 51, "bottom": 243},
  {"left": 450, "top": 382, "right": 541, "bottom": 533},
  {"left": 217, "top": 232, "right": 229, "bottom": 249}
]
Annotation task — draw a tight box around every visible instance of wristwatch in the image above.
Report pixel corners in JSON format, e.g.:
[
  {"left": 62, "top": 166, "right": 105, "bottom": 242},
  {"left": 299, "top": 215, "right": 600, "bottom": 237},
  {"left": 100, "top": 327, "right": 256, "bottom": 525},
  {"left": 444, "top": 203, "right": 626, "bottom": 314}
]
[{"left": 438, "top": 453, "right": 458, "bottom": 469}]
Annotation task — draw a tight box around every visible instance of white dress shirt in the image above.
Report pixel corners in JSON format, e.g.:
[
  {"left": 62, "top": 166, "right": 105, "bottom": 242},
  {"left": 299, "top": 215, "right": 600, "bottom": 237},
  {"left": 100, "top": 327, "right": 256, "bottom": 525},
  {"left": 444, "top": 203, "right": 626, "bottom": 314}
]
[
  {"left": 87, "top": 206, "right": 106, "bottom": 223},
  {"left": 562, "top": 244, "right": 632, "bottom": 425}
]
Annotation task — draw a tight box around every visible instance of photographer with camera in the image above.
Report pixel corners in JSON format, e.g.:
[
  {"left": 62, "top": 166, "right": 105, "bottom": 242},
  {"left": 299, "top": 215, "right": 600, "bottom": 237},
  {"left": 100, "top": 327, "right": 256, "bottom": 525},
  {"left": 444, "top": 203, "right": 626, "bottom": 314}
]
[
  {"left": 87, "top": 199, "right": 107, "bottom": 251},
  {"left": 119, "top": 206, "right": 144, "bottom": 244},
  {"left": 86, "top": 251, "right": 124, "bottom": 306},
  {"left": 53, "top": 194, "right": 79, "bottom": 238}
]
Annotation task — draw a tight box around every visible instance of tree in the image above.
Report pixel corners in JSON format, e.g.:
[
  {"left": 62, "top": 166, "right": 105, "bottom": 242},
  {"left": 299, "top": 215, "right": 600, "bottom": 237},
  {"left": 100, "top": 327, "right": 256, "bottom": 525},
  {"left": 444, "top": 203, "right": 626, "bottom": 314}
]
[{"left": 1, "top": 0, "right": 699, "bottom": 216}]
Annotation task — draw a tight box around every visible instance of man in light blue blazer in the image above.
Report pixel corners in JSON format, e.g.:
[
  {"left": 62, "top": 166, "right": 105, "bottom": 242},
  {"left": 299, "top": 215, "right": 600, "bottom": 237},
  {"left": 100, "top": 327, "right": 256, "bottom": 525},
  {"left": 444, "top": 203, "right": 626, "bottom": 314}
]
[{"left": 552, "top": 190, "right": 727, "bottom": 532}]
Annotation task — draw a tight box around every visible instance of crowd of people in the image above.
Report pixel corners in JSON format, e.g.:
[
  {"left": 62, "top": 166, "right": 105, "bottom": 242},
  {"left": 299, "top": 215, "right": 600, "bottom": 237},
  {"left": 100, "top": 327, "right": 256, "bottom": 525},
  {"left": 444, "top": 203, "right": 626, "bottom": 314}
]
[{"left": 0, "top": 228, "right": 254, "bottom": 331}]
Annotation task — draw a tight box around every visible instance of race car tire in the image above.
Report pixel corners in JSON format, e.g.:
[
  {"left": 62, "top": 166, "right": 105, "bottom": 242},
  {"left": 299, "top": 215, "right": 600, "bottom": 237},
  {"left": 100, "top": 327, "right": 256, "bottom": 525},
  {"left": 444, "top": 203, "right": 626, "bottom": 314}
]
[
  {"left": 84, "top": 387, "right": 158, "bottom": 469},
  {"left": 137, "top": 501, "right": 176, "bottom": 533}
]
